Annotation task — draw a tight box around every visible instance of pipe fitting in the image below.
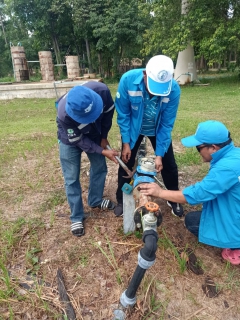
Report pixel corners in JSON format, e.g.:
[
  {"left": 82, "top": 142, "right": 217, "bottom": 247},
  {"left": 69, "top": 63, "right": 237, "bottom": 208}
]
[
  {"left": 138, "top": 251, "right": 155, "bottom": 269},
  {"left": 140, "top": 230, "right": 159, "bottom": 261},
  {"left": 120, "top": 290, "right": 137, "bottom": 308},
  {"left": 113, "top": 309, "right": 126, "bottom": 320}
]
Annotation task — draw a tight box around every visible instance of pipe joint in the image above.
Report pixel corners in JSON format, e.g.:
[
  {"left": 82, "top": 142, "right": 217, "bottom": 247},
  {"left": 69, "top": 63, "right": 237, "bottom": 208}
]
[
  {"left": 120, "top": 290, "right": 137, "bottom": 308},
  {"left": 138, "top": 251, "right": 155, "bottom": 269},
  {"left": 142, "top": 229, "right": 158, "bottom": 242}
]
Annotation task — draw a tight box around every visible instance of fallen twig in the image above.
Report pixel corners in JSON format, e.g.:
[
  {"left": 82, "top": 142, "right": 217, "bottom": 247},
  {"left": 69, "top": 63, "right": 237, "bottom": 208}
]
[{"left": 57, "top": 268, "right": 76, "bottom": 320}]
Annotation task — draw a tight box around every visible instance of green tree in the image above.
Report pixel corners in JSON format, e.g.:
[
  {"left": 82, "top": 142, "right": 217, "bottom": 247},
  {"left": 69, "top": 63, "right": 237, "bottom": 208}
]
[
  {"left": 0, "top": 0, "right": 34, "bottom": 77},
  {"left": 141, "top": 0, "right": 240, "bottom": 67},
  {"left": 90, "top": 0, "right": 150, "bottom": 77},
  {"left": 11, "top": 0, "right": 77, "bottom": 65}
]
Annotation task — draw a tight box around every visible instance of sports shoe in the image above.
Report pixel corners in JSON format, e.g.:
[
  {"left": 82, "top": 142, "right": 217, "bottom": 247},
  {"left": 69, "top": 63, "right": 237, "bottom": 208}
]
[
  {"left": 71, "top": 221, "right": 85, "bottom": 237},
  {"left": 167, "top": 201, "right": 184, "bottom": 217},
  {"left": 92, "top": 199, "right": 116, "bottom": 210},
  {"left": 114, "top": 203, "right": 123, "bottom": 217},
  {"left": 98, "top": 199, "right": 116, "bottom": 210}
]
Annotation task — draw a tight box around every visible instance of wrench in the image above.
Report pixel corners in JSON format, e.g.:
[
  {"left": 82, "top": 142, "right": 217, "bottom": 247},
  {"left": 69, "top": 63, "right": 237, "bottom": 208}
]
[{"left": 106, "top": 145, "right": 134, "bottom": 178}]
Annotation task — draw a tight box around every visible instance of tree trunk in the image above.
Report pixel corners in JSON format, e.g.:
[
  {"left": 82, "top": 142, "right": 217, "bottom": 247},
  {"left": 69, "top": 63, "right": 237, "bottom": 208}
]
[
  {"left": 98, "top": 52, "right": 102, "bottom": 75},
  {"left": 85, "top": 38, "right": 93, "bottom": 73},
  {"left": 0, "top": 15, "right": 8, "bottom": 46},
  {"left": 51, "top": 33, "right": 61, "bottom": 65}
]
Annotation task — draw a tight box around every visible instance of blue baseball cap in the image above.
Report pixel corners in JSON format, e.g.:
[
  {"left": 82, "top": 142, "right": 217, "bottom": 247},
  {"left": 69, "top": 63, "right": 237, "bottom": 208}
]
[
  {"left": 181, "top": 120, "right": 229, "bottom": 147},
  {"left": 146, "top": 55, "right": 174, "bottom": 96},
  {"left": 65, "top": 86, "right": 103, "bottom": 123}
]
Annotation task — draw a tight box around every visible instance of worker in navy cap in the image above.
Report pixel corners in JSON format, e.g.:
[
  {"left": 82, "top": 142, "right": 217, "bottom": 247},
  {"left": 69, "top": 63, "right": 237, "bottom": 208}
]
[
  {"left": 139, "top": 120, "right": 240, "bottom": 265},
  {"left": 57, "top": 83, "right": 118, "bottom": 237}
]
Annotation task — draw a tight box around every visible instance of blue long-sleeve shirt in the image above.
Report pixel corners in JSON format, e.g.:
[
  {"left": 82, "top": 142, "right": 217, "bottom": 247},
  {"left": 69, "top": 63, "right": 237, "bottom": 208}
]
[
  {"left": 115, "top": 69, "right": 181, "bottom": 156},
  {"left": 183, "top": 143, "right": 240, "bottom": 248}
]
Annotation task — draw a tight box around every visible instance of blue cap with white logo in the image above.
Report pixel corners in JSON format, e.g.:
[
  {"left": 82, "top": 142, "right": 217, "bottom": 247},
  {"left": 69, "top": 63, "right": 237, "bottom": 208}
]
[
  {"left": 65, "top": 86, "right": 103, "bottom": 123},
  {"left": 181, "top": 120, "right": 230, "bottom": 147},
  {"left": 146, "top": 55, "right": 174, "bottom": 96}
]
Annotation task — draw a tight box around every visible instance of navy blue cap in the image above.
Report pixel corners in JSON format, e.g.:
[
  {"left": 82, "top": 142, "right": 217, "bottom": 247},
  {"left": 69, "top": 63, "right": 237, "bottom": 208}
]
[{"left": 65, "top": 86, "right": 103, "bottom": 123}]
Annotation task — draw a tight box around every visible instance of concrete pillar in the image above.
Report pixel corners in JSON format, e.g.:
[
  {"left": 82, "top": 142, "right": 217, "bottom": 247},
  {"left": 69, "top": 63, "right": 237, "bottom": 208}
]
[
  {"left": 10, "top": 46, "right": 29, "bottom": 82},
  {"left": 66, "top": 56, "right": 80, "bottom": 79},
  {"left": 38, "top": 51, "right": 54, "bottom": 82}
]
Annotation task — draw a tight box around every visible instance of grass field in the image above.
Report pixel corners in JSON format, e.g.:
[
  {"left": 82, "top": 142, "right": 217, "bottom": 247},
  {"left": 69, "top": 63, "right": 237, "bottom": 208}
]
[{"left": 0, "top": 74, "right": 240, "bottom": 319}]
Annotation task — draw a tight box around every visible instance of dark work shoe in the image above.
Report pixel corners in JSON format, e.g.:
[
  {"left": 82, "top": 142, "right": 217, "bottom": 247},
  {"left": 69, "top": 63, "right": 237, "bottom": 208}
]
[
  {"left": 167, "top": 201, "right": 184, "bottom": 218},
  {"left": 71, "top": 221, "right": 85, "bottom": 237},
  {"left": 96, "top": 199, "right": 116, "bottom": 210},
  {"left": 114, "top": 203, "right": 123, "bottom": 217}
]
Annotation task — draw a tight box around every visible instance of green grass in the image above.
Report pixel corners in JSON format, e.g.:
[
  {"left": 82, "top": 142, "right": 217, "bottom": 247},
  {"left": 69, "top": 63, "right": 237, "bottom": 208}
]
[
  {"left": 0, "top": 98, "right": 57, "bottom": 166},
  {"left": 1, "top": 75, "right": 239, "bottom": 170},
  {"left": 94, "top": 236, "right": 122, "bottom": 285},
  {"left": 173, "top": 75, "right": 240, "bottom": 146}
]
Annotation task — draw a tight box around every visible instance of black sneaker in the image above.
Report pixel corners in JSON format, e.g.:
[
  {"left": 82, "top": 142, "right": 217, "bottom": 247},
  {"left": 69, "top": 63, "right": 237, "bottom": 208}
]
[
  {"left": 71, "top": 221, "right": 85, "bottom": 237},
  {"left": 167, "top": 201, "right": 184, "bottom": 218},
  {"left": 114, "top": 203, "right": 123, "bottom": 217},
  {"left": 94, "top": 199, "right": 116, "bottom": 210}
]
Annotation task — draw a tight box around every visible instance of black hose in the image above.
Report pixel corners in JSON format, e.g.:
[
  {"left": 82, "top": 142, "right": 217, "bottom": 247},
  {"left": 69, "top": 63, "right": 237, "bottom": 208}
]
[
  {"left": 125, "top": 266, "right": 147, "bottom": 299},
  {"left": 141, "top": 230, "right": 158, "bottom": 261},
  {"left": 125, "top": 230, "right": 158, "bottom": 299}
]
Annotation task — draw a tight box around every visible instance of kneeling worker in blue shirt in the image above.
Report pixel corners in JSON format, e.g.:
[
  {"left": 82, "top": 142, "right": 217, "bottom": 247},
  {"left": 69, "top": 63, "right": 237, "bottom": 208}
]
[{"left": 139, "top": 120, "right": 240, "bottom": 265}]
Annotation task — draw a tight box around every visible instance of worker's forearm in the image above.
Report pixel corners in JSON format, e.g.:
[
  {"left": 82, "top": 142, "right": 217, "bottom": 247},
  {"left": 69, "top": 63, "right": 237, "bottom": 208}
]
[{"left": 159, "top": 189, "right": 187, "bottom": 204}]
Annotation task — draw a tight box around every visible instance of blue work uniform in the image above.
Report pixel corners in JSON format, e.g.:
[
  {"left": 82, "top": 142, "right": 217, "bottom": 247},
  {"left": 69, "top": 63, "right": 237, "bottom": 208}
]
[
  {"left": 115, "top": 68, "right": 181, "bottom": 204},
  {"left": 183, "top": 143, "right": 240, "bottom": 248}
]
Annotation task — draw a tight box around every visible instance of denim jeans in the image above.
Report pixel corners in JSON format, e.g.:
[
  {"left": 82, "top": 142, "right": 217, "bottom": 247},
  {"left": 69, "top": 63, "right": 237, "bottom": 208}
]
[
  {"left": 184, "top": 211, "right": 202, "bottom": 237},
  {"left": 59, "top": 142, "right": 107, "bottom": 223}
]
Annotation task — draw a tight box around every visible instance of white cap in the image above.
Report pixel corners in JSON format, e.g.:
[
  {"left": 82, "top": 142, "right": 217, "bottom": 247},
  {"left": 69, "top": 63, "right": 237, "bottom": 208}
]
[{"left": 146, "top": 55, "right": 174, "bottom": 96}]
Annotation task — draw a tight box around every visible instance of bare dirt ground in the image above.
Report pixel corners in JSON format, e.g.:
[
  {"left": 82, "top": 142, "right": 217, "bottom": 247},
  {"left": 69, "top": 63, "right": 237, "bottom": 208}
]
[{"left": 1, "top": 142, "right": 240, "bottom": 320}]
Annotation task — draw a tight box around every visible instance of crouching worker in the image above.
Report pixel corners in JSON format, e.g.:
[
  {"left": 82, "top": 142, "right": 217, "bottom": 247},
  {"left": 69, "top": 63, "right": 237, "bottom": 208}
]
[
  {"left": 139, "top": 120, "right": 240, "bottom": 265},
  {"left": 57, "top": 83, "right": 118, "bottom": 237}
]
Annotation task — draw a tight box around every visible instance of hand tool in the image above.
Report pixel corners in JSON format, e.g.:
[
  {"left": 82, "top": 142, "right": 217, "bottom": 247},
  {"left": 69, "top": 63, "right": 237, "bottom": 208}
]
[{"left": 106, "top": 145, "right": 134, "bottom": 178}]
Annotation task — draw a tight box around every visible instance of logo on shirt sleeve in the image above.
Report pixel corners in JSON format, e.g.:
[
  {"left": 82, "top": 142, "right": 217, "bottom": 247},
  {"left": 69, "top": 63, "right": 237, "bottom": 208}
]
[{"left": 67, "top": 128, "right": 76, "bottom": 137}]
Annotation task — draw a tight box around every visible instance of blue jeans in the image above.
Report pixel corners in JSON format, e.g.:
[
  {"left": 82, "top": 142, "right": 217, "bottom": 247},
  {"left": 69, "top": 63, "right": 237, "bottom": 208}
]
[
  {"left": 184, "top": 211, "right": 202, "bottom": 237},
  {"left": 59, "top": 142, "right": 107, "bottom": 223}
]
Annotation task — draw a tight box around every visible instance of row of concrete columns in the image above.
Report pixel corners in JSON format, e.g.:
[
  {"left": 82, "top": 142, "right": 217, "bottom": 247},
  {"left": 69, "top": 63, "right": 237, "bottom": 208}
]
[{"left": 10, "top": 46, "right": 80, "bottom": 82}]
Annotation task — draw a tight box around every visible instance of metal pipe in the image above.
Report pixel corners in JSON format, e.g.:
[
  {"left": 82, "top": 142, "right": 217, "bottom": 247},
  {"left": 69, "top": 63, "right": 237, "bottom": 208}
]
[
  {"left": 175, "top": 72, "right": 193, "bottom": 82},
  {"left": 106, "top": 145, "right": 134, "bottom": 178}
]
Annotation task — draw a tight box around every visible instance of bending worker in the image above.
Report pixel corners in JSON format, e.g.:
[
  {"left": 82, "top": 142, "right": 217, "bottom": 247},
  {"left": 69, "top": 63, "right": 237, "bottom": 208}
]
[
  {"left": 139, "top": 120, "right": 240, "bottom": 265},
  {"left": 57, "top": 82, "right": 118, "bottom": 237},
  {"left": 114, "top": 55, "right": 183, "bottom": 218}
]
